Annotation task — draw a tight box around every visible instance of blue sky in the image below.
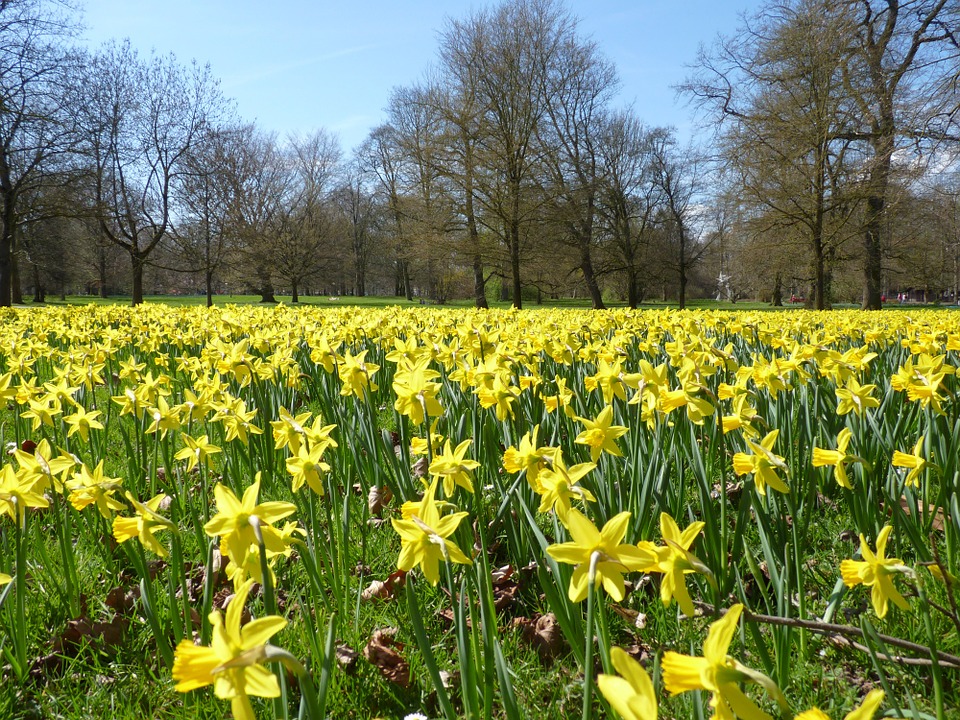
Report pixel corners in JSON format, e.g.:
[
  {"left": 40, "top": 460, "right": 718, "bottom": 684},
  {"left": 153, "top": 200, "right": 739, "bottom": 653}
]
[{"left": 79, "top": 1, "right": 763, "bottom": 152}]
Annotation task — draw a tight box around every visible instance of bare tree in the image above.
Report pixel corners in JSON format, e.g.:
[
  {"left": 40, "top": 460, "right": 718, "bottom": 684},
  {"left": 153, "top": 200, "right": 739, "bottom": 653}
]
[
  {"left": 650, "top": 130, "right": 709, "bottom": 309},
  {"left": 538, "top": 32, "right": 620, "bottom": 309},
  {"left": 596, "top": 112, "right": 662, "bottom": 308},
  {"left": 841, "top": 0, "right": 959, "bottom": 308},
  {"left": 0, "top": 0, "right": 78, "bottom": 305},
  {"left": 73, "top": 41, "right": 225, "bottom": 304},
  {"left": 174, "top": 125, "right": 243, "bottom": 306}
]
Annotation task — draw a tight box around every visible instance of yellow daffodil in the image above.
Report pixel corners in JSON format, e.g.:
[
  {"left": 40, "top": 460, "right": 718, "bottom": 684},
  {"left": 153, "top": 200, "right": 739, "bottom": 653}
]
[
  {"left": 204, "top": 477, "right": 298, "bottom": 569},
  {"left": 113, "top": 492, "right": 176, "bottom": 557},
  {"left": 175, "top": 433, "right": 222, "bottom": 473},
  {"left": 637, "top": 512, "right": 706, "bottom": 617},
  {"left": 535, "top": 453, "right": 596, "bottom": 514},
  {"left": 546, "top": 508, "right": 651, "bottom": 603},
  {"left": 812, "top": 428, "right": 856, "bottom": 489},
  {"left": 66, "top": 461, "right": 126, "bottom": 518},
  {"left": 575, "top": 405, "right": 629, "bottom": 461},
  {"left": 890, "top": 436, "right": 929, "bottom": 488},
  {"left": 392, "top": 356, "right": 444, "bottom": 425},
  {"left": 63, "top": 405, "right": 104, "bottom": 443},
  {"left": 834, "top": 377, "right": 879, "bottom": 417},
  {"left": 795, "top": 688, "right": 884, "bottom": 720},
  {"left": 286, "top": 442, "right": 332, "bottom": 495},
  {"left": 337, "top": 349, "right": 379, "bottom": 398},
  {"left": 597, "top": 647, "right": 658, "bottom": 720},
  {"left": 732, "top": 429, "right": 789, "bottom": 496},
  {"left": 428, "top": 438, "right": 480, "bottom": 497},
  {"left": 502, "top": 425, "right": 554, "bottom": 492},
  {"left": 13, "top": 438, "right": 76, "bottom": 493},
  {"left": 840, "top": 525, "right": 910, "bottom": 618},
  {"left": 663, "top": 604, "right": 785, "bottom": 720},
  {"left": 0, "top": 463, "right": 50, "bottom": 525},
  {"left": 172, "top": 579, "right": 287, "bottom": 720},
  {"left": 390, "top": 479, "right": 471, "bottom": 584}
]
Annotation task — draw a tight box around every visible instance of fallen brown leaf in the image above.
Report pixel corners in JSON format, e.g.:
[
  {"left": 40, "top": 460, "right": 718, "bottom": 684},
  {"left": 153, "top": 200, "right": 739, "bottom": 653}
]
[
  {"left": 335, "top": 643, "right": 359, "bottom": 674},
  {"left": 368, "top": 485, "right": 393, "bottom": 517},
  {"left": 361, "top": 569, "right": 407, "bottom": 602},
  {"left": 363, "top": 628, "right": 410, "bottom": 688}
]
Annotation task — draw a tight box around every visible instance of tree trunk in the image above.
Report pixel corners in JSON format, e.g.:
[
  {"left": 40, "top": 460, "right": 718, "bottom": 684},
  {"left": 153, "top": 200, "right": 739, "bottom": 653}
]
[
  {"left": 98, "top": 247, "right": 108, "bottom": 298},
  {"left": 862, "top": 193, "right": 885, "bottom": 310},
  {"left": 626, "top": 266, "right": 639, "bottom": 309},
  {"left": 291, "top": 279, "right": 299, "bottom": 303},
  {"left": 131, "top": 250, "right": 145, "bottom": 306},
  {"left": 401, "top": 260, "right": 412, "bottom": 301},
  {"left": 510, "top": 220, "right": 522, "bottom": 310},
  {"left": 10, "top": 243, "right": 22, "bottom": 304},
  {"left": 0, "top": 182, "right": 13, "bottom": 306},
  {"left": 32, "top": 262, "right": 43, "bottom": 303},
  {"left": 772, "top": 273, "right": 783, "bottom": 306},
  {"left": 862, "top": 117, "right": 894, "bottom": 311},
  {"left": 473, "top": 253, "right": 488, "bottom": 309},
  {"left": 258, "top": 263, "right": 276, "bottom": 303},
  {"left": 580, "top": 242, "right": 605, "bottom": 310},
  {"left": 205, "top": 270, "right": 213, "bottom": 307}
]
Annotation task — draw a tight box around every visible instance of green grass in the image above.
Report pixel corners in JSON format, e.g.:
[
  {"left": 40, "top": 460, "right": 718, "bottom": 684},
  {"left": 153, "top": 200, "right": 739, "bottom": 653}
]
[{"left": 1, "top": 305, "right": 958, "bottom": 720}]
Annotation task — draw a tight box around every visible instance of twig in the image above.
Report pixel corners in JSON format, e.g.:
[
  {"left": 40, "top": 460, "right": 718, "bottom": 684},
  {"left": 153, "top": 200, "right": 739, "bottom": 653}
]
[{"left": 696, "top": 602, "right": 960, "bottom": 669}]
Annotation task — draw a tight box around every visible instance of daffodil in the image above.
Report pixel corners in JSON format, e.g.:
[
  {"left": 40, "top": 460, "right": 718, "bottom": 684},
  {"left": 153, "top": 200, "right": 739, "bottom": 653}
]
[
  {"left": 13, "top": 438, "right": 76, "bottom": 493},
  {"left": 393, "top": 356, "right": 444, "bottom": 425},
  {"left": 811, "top": 428, "right": 856, "bottom": 489},
  {"left": 0, "top": 463, "right": 49, "bottom": 525},
  {"left": 66, "top": 461, "right": 126, "bottom": 518},
  {"left": 575, "top": 405, "right": 629, "bottom": 461},
  {"left": 113, "top": 492, "right": 176, "bottom": 557},
  {"left": 337, "top": 349, "right": 379, "bottom": 398},
  {"left": 175, "top": 433, "right": 222, "bottom": 473},
  {"left": 204, "top": 477, "right": 298, "bottom": 569},
  {"left": 794, "top": 688, "right": 884, "bottom": 719},
  {"left": 637, "top": 512, "right": 706, "bottom": 617},
  {"left": 428, "top": 438, "right": 480, "bottom": 497},
  {"left": 286, "top": 442, "right": 332, "bottom": 495},
  {"left": 546, "top": 508, "right": 651, "bottom": 603},
  {"left": 840, "top": 525, "right": 910, "bottom": 618},
  {"left": 172, "top": 579, "right": 287, "bottom": 720},
  {"left": 663, "top": 604, "right": 785, "bottom": 720},
  {"left": 835, "top": 377, "right": 879, "bottom": 417},
  {"left": 63, "top": 405, "right": 104, "bottom": 443},
  {"left": 0, "top": 572, "right": 11, "bottom": 586},
  {"left": 890, "top": 436, "right": 929, "bottom": 488},
  {"left": 597, "top": 646, "right": 658, "bottom": 720},
  {"left": 732, "top": 429, "right": 789, "bottom": 496},
  {"left": 390, "top": 479, "right": 471, "bottom": 584},
  {"left": 536, "top": 453, "right": 596, "bottom": 514},
  {"left": 502, "top": 425, "right": 554, "bottom": 492}
]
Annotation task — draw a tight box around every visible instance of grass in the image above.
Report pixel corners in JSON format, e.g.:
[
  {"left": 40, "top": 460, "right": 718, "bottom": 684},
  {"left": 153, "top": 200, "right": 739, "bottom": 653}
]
[{"left": 1, "top": 304, "right": 958, "bottom": 719}]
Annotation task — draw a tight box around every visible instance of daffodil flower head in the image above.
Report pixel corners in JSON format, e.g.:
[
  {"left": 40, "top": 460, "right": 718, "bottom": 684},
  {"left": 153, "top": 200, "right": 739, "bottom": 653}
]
[
  {"left": 597, "top": 646, "right": 658, "bottom": 720},
  {"left": 795, "top": 688, "right": 884, "bottom": 720},
  {"left": 637, "top": 512, "right": 707, "bottom": 617},
  {"left": 840, "top": 525, "right": 911, "bottom": 618},
  {"left": 390, "top": 479, "right": 471, "bottom": 584},
  {"left": 575, "top": 405, "right": 629, "bottom": 461},
  {"left": 112, "top": 492, "right": 176, "bottom": 558},
  {"left": 732, "top": 429, "right": 789, "bottom": 496},
  {"left": 546, "top": 508, "right": 651, "bottom": 603},
  {"left": 663, "top": 604, "right": 787, "bottom": 720},
  {"left": 890, "top": 435, "right": 930, "bottom": 488},
  {"left": 172, "top": 579, "right": 287, "bottom": 720}
]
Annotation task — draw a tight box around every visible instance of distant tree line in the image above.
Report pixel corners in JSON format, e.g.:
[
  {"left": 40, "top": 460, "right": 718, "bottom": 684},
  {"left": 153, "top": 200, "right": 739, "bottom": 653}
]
[{"left": 1, "top": 0, "right": 958, "bottom": 308}]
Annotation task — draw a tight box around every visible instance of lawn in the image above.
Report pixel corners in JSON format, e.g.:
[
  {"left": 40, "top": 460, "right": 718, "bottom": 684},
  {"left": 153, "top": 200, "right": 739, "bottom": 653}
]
[{"left": 1, "top": 304, "right": 958, "bottom": 719}]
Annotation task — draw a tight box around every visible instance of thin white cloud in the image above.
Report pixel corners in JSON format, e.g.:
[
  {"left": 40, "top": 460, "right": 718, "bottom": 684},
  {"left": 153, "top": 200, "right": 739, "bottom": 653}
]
[{"left": 223, "top": 44, "right": 379, "bottom": 89}]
